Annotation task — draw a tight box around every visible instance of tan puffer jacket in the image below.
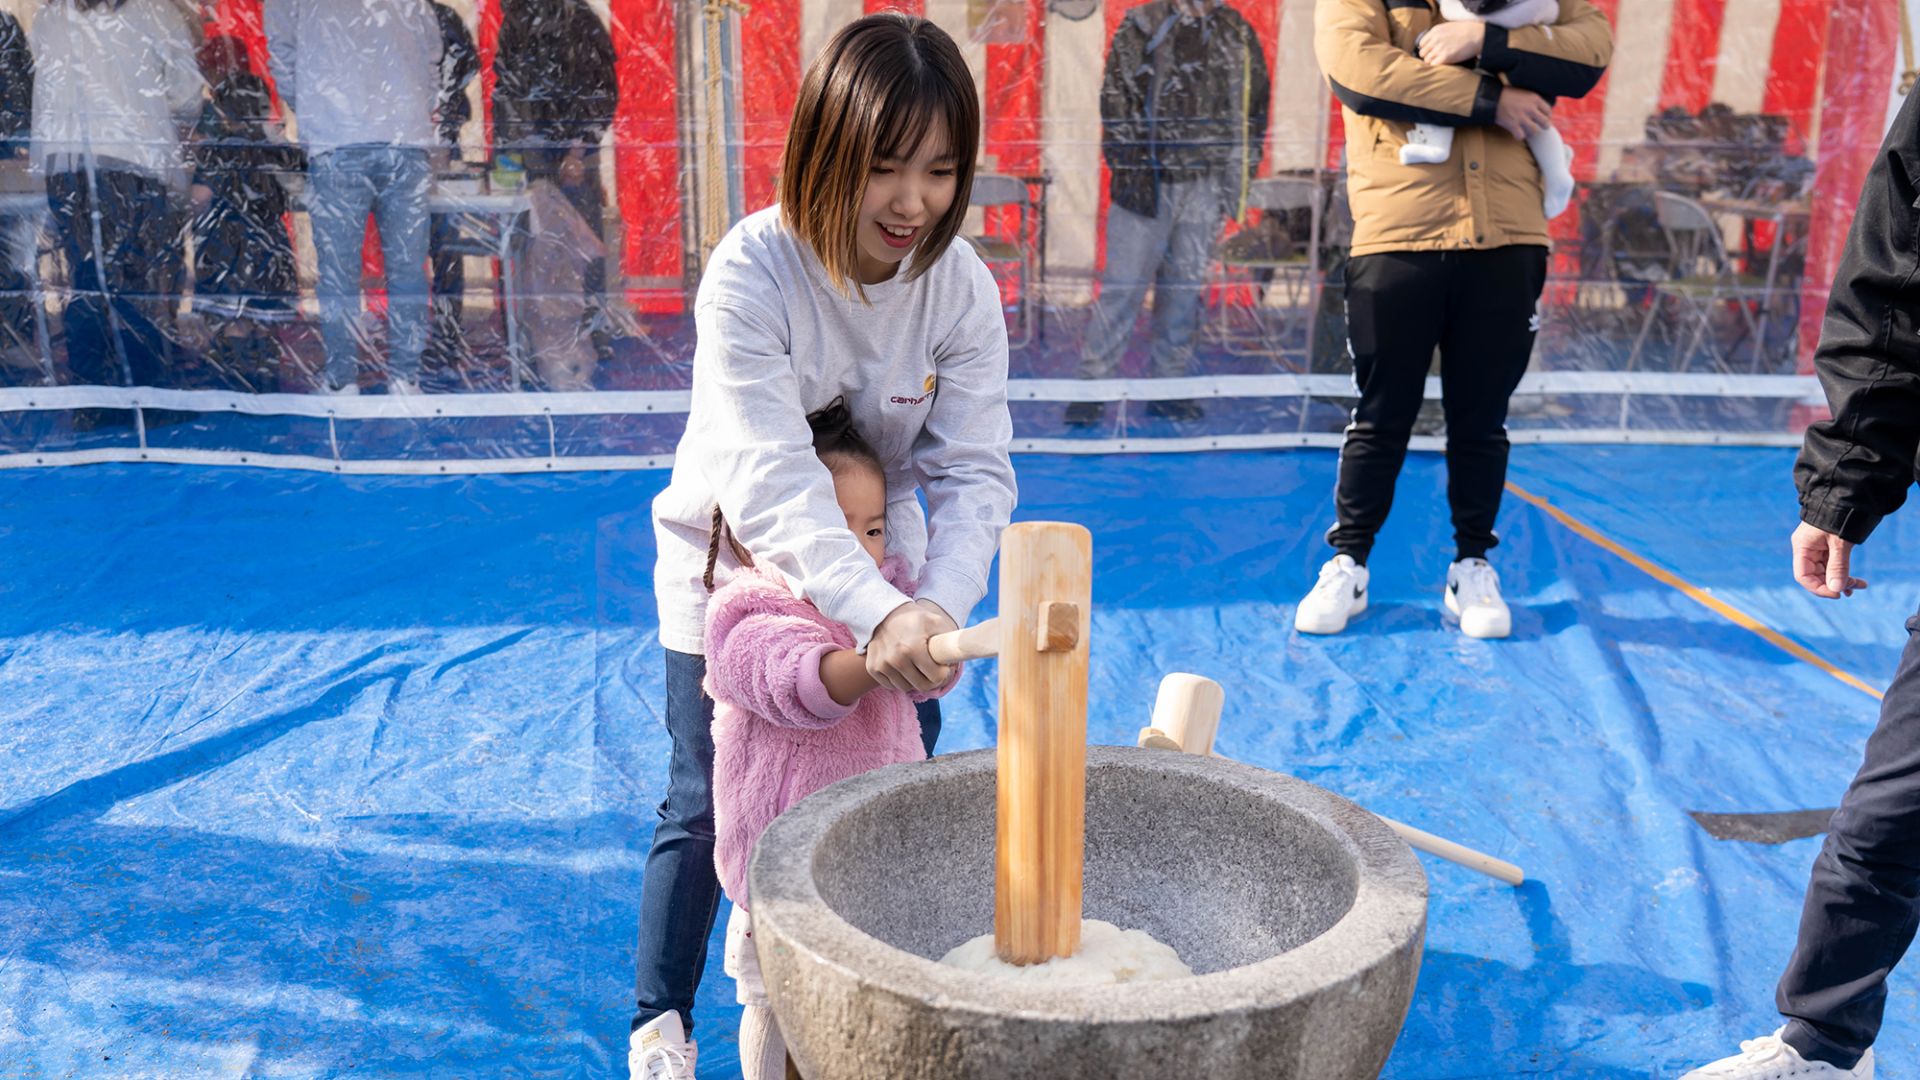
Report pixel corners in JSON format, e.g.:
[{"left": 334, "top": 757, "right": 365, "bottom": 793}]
[{"left": 1314, "top": 0, "right": 1613, "bottom": 256}]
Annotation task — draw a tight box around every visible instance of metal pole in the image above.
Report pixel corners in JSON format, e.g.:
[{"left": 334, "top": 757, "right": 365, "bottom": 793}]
[
  {"left": 675, "top": 0, "right": 703, "bottom": 293},
  {"left": 718, "top": 6, "right": 745, "bottom": 227}
]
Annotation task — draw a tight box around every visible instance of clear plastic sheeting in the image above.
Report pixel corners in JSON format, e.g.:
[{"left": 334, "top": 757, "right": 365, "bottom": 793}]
[
  {"left": 2, "top": 446, "right": 1916, "bottom": 1075},
  {"left": 0, "top": 0, "right": 1903, "bottom": 469}
]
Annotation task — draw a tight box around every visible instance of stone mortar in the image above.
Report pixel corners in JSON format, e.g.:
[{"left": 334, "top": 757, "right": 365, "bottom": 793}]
[{"left": 748, "top": 744, "right": 1428, "bottom": 1079}]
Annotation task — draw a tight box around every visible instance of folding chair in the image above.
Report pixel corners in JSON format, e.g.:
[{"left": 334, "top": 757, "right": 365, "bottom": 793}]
[
  {"left": 1206, "top": 175, "right": 1321, "bottom": 361},
  {"left": 1624, "top": 190, "right": 1769, "bottom": 373},
  {"left": 964, "top": 173, "right": 1037, "bottom": 350}
]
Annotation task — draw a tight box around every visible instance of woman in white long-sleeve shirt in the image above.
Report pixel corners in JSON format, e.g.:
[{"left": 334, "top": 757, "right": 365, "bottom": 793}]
[
  {"left": 32, "top": 0, "right": 203, "bottom": 389},
  {"left": 629, "top": 15, "right": 1017, "bottom": 1079}
]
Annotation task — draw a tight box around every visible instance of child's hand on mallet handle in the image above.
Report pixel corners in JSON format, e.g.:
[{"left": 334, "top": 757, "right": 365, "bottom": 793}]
[{"left": 868, "top": 599, "right": 957, "bottom": 692}]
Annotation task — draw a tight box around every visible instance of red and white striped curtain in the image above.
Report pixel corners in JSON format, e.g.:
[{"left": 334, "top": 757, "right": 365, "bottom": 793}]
[{"left": 183, "top": 0, "right": 1911, "bottom": 360}]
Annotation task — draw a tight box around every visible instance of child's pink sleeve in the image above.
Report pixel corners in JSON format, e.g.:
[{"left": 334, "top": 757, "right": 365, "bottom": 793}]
[{"left": 705, "top": 589, "right": 857, "bottom": 730}]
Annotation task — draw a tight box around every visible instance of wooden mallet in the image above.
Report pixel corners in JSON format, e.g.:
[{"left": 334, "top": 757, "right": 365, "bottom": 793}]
[
  {"left": 1135, "top": 674, "right": 1525, "bottom": 887},
  {"left": 928, "top": 521, "right": 1092, "bottom": 965}
]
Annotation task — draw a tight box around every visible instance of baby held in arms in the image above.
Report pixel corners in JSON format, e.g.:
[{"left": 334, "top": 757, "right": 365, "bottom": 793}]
[{"left": 1400, "top": 0, "right": 1576, "bottom": 219}]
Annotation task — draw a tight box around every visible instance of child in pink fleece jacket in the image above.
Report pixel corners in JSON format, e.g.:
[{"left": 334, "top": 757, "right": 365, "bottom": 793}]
[{"left": 703, "top": 398, "right": 961, "bottom": 1080}]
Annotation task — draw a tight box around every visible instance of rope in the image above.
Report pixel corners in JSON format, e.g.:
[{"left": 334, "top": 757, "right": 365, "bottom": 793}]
[
  {"left": 1504, "top": 481, "right": 1884, "bottom": 701},
  {"left": 701, "top": 0, "right": 751, "bottom": 262},
  {"left": 1237, "top": 29, "right": 1253, "bottom": 221},
  {"left": 1902, "top": 0, "right": 1916, "bottom": 96}
]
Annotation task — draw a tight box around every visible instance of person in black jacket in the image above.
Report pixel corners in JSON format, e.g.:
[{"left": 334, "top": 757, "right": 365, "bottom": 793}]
[
  {"left": 493, "top": 0, "right": 616, "bottom": 369},
  {"left": 0, "top": 11, "right": 27, "bottom": 161},
  {"left": 429, "top": 0, "right": 476, "bottom": 326},
  {"left": 188, "top": 33, "right": 301, "bottom": 392},
  {"left": 1066, "top": 0, "right": 1268, "bottom": 427},
  {"left": 1678, "top": 87, "right": 1920, "bottom": 1080},
  {"left": 0, "top": 11, "right": 33, "bottom": 384}
]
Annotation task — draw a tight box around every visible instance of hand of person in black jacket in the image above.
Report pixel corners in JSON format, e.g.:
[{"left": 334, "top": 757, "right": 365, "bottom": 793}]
[{"left": 1792, "top": 521, "right": 1868, "bottom": 599}]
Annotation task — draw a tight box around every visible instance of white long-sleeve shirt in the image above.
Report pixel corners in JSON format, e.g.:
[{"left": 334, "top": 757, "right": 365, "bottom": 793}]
[
  {"left": 265, "top": 0, "right": 441, "bottom": 152},
  {"left": 653, "top": 207, "right": 1018, "bottom": 655},
  {"left": 30, "top": 0, "right": 203, "bottom": 187}
]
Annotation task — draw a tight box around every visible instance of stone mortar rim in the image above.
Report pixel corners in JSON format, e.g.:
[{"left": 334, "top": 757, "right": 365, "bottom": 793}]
[{"left": 750, "top": 744, "right": 1430, "bottom": 1025}]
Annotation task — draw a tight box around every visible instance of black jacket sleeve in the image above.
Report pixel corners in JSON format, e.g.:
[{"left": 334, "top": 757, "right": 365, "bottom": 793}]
[
  {"left": 438, "top": 5, "right": 479, "bottom": 95},
  {"left": 1316, "top": 0, "right": 1501, "bottom": 128},
  {"left": 1794, "top": 87, "right": 1920, "bottom": 544},
  {"left": 491, "top": 18, "right": 533, "bottom": 140},
  {"left": 1476, "top": 0, "right": 1612, "bottom": 100},
  {"left": 434, "top": 3, "right": 477, "bottom": 143},
  {"left": 573, "top": 11, "right": 618, "bottom": 141},
  {"left": 0, "top": 14, "right": 30, "bottom": 153},
  {"left": 1099, "top": 11, "right": 1150, "bottom": 169}
]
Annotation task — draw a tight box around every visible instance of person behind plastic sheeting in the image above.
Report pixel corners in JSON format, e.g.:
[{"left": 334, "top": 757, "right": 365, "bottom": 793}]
[
  {"left": 1063, "top": 0, "right": 1269, "bottom": 430},
  {"left": 1292, "top": 0, "right": 1609, "bottom": 641},
  {"left": 521, "top": 178, "right": 602, "bottom": 391},
  {"left": 30, "top": 0, "right": 202, "bottom": 394},
  {"left": 266, "top": 0, "right": 442, "bottom": 397},
  {"left": 187, "top": 34, "right": 302, "bottom": 394},
  {"left": 0, "top": 9, "right": 33, "bottom": 387},
  {"left": 163, "top": 0, "right": 203, "bottom": 45},
  {"left": 492, "top": 0, "right": 617, "bottom": 369},
  {"left": 1675, "top": 85, "right": 1920, "bottom": 1080},
  {"left": 427, "top": 0, "right": 476, "bottom": 340}
]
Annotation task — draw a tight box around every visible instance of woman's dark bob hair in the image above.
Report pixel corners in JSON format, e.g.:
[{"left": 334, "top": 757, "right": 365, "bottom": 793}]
[{"left": 778, "top": 14, "right": 980, "bottom": 299}]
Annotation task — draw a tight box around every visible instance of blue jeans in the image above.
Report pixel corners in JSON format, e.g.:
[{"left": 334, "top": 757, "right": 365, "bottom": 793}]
[
  {"left": 47, "top": 168, "right": 181, "bottom": 388},
  {"left": 633, "top": 648, "right": 942, "bottom": 1034},
  {"left": 308, "top": 145, "right": 430, "bottom": 388},
  {"left": 1778, "top": 608, "right": 1920, "bottom": 1067},
  {"left": 1078, "top": 173, "right": 1227, "bottom": 380}
]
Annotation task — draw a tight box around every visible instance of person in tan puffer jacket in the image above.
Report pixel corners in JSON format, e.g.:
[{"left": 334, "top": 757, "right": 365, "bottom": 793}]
[{"left": 1292, "top": 0, "right": 1610, "bottom": 641}]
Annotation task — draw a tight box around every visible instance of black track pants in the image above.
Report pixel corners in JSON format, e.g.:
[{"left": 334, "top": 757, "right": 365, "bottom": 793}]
[
  {"left": 1328, "top": 246, "right": 1548, "bottom": 564},
  {"left": 1778, "top": 608, "right": 1920, "bottom": 1068}
]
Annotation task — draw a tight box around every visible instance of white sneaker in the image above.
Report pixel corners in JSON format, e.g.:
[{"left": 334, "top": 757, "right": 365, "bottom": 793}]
[
  {"left": 387, "top": 376, "right": 419, "bottom": 396},
  {"left": 317, "top": 380, "right": 359, "bottom": 397},
  {"left": 1445, "top": 558, "right": 1512, "bottom": 639},
  {"left": 1295, "top": 555, "right": 1369, "bottom": 634},
  {"left": 628, "top": 1011, "right": 697, "bottom": 1080},
  {"left": 1679, "top": 1028, "right": 1873, "bottom": 1079}
]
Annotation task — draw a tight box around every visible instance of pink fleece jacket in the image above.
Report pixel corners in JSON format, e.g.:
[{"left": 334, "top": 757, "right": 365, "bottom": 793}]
[{"left": 706, "top": 556, "right": 959, "bottom": 908}]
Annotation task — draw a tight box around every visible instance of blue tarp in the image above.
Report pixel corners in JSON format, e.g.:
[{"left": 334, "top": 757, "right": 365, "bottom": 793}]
[{"left": 2, "top": 445, "right": 1915, "bottom": 1078}]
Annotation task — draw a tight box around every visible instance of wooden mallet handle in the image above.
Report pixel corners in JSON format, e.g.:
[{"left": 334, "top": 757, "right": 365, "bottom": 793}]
[
  {"left": 929, "top": 618, "right": 1001, "bottom": 665},
  {"left": 1377, "top": 816, "right": 1524, "bottom": 886},
  {"left": 1135, "top": 728, "right": 1184, "bottom": 752},
  {"left": 1136, "top": 673, "right": 1525, "bottom": 886},
  {"left": 929, "top": 607, "right": 1079, "bottom": 666}
]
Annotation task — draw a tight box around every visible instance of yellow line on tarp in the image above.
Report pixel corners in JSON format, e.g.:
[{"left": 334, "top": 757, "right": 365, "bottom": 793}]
[{"left": 1504, "top": 481, "right": 1884, "bottom": 702}]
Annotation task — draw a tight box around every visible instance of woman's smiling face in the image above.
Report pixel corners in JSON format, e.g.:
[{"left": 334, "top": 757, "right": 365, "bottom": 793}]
[{"left": 852, "top": 120, "right": 957, "bottom": 286}]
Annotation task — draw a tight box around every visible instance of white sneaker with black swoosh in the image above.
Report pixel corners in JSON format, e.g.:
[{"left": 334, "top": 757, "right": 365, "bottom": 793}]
[
  {"left": 1445, "top": 557, "right": 1511, "bottom": 639},
  {"left": 1295, "top": 555, "right": 1369, "bottom": 635}
]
